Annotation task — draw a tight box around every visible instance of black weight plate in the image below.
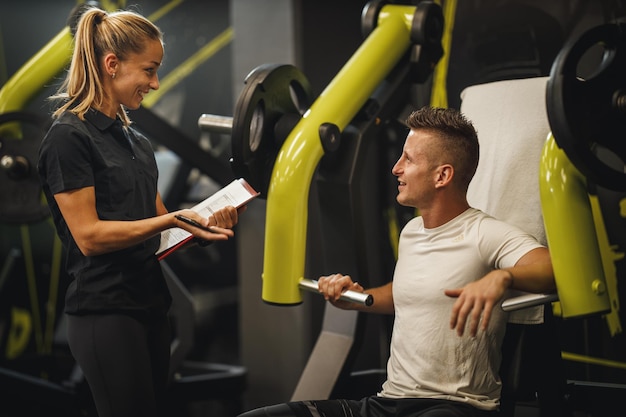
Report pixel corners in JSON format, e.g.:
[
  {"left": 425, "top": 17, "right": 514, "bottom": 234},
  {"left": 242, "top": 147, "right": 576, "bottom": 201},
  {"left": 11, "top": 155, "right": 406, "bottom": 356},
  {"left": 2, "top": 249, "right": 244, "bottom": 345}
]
[
  {"left": 230, "top": 64, "right": 313, "bottom": 198},
  {"left": 547, "top": 23, "right": 626, "bottom": 191},
  {"left": 410, "top": 0, "right": 444, "bottom": 46},
  {"left": 0, "top": 111, "right": 52, "bottom": 224}
]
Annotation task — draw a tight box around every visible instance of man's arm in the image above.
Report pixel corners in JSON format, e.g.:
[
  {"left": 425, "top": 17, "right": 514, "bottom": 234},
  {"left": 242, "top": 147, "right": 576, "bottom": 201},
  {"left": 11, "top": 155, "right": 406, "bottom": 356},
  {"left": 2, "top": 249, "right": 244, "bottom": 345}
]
[
  {"left": 317, "top": 274, "right": 394, "bottom": 314},
  {"left": 505, "top": 247, "right": 556, "bottom": 293},
  {"left": 445, "top": 247, "right": 555, "bottom": 337}
]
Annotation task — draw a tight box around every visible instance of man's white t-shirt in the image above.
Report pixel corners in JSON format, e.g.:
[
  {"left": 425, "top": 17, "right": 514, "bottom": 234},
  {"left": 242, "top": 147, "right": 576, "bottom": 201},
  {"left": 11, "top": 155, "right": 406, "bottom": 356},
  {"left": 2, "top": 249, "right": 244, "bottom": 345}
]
[{"left": 379, "top": 208, "right": 544, "bottom": 410}]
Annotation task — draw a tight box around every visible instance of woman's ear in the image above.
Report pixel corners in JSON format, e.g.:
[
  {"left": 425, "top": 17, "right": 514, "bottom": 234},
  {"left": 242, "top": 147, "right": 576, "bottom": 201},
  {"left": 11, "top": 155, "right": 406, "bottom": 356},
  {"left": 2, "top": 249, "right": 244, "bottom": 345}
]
[{"left": 103, "top": 53, "right": 119, "bottom": 78}]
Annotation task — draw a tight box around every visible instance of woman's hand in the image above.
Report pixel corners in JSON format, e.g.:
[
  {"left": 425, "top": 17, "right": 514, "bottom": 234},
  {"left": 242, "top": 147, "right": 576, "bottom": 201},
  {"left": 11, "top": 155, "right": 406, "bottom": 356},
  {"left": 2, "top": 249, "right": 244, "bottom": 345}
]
[{"left": 175, "top": 205, "right": 239, "bottom": 242}]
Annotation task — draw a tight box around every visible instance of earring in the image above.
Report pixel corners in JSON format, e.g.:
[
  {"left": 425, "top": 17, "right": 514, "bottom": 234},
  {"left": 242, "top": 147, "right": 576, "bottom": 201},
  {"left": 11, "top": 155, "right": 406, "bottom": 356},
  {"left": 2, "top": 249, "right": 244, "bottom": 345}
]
[{"left": 112, "top": 73, "right": 116, "bottom": 79}]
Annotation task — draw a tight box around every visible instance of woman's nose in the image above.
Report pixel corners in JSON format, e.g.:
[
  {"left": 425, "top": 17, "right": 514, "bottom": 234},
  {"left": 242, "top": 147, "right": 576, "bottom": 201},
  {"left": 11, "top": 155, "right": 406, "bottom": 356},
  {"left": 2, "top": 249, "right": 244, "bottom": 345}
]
[{"left": 150, "top": 75, "right": 160, "bottom": 90}]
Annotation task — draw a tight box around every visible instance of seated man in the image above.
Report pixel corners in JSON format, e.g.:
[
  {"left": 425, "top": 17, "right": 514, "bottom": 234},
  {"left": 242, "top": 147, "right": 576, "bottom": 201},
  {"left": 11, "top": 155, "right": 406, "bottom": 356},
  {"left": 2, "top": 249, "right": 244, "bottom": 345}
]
[{"left": 239, "top": 106, "right": 556, "bottom": 417}]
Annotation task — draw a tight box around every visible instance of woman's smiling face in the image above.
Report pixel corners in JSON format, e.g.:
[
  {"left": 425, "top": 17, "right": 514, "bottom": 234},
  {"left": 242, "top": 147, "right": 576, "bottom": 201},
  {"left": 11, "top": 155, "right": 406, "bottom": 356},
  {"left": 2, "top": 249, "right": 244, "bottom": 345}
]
[{"left": 109, "top": 39, "right": 163, "bottom": 111}]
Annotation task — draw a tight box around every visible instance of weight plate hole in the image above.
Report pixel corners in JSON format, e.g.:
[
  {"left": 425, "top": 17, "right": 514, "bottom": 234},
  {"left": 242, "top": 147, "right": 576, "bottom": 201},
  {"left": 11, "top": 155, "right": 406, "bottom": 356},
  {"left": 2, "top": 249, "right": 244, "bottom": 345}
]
[
  {"left": 249, "top": 100, "right": 265, "bottom": 152},
  {"left": 576, "top": 41, "right": 615, "bottom": 81},
  {"left": 289, "top": 81, "right": 310, "bottom": 115}
]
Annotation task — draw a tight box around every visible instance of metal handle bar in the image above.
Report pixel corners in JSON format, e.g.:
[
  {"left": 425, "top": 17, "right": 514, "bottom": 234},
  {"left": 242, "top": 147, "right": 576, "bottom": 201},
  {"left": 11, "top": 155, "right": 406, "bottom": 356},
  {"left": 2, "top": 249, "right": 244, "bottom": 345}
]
[
  {"left": 299, "top": 278, "right": 373, "bottom": 306},
  {"left": 501, "top": 293, "right": 559, "bottom": 312},
  {"left": 198, "top": 114, "right": 233, "bottom": 134}
]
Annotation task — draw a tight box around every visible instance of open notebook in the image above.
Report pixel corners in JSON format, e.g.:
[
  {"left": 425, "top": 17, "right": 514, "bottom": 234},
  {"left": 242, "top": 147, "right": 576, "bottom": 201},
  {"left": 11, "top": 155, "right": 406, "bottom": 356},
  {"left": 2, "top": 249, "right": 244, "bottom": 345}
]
[{"left": 156, "top": 178, "right": 259, "bottom": 260}]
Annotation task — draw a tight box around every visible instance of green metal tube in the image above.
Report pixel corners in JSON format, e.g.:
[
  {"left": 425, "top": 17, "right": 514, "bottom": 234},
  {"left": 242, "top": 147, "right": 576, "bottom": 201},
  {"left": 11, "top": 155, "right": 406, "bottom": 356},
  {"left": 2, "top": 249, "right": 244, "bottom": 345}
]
[
  {"left": 261, "top": 5, "right": 416, "bottom": 304},
  {"left": 0, "top": 27, "right": 72, "bottom": 115},
  {"left": 539, "top": 134, "right": 611, "bottom": 317}
]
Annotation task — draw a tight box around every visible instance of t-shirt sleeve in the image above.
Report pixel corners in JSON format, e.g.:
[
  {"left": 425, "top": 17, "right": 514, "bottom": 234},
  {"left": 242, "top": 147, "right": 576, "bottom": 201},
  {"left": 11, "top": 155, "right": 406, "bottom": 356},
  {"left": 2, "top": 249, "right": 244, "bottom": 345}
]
[
  {"left": 39, "top": 122, "right": 95, "bottom": 195},
  {"left": 477, "top": 216, "right": 544, "bottom": 270}
]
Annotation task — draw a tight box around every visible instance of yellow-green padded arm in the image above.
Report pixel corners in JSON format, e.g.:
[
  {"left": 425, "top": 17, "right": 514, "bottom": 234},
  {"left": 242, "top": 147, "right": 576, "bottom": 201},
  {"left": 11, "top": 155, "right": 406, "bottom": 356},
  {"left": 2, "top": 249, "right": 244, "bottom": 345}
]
[
  {"left": 262, "top": 5, "right": 417, "bottom": 304},
  {"left": 0, "top": 27, "right": 73, "bottom": 115},
  {"left": 540, "top": 134, "right": 611, "bottom": 317}
]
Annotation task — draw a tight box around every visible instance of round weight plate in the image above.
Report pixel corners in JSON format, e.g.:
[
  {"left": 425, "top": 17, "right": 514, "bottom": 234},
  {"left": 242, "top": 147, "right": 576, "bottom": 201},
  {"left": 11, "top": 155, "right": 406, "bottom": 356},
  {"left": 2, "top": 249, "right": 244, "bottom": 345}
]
[
  {"left": 231, "top": 64, "right": 314, "bottom": 198},
  {"left": 410, "top": 0, "right": 444, "bottom": 46},
  {"left": 0, "top": 111, "right": 52, "bottom": 224},
  {"left": 547, "top": 23, "right": 626, "bottom": 191}
]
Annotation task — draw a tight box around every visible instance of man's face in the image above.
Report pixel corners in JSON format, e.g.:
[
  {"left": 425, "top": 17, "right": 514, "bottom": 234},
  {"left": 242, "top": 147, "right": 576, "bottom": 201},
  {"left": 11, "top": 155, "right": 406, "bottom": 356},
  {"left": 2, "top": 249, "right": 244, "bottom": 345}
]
[{"left": 391, "top": 129, "right": 439, "bottom": 208}]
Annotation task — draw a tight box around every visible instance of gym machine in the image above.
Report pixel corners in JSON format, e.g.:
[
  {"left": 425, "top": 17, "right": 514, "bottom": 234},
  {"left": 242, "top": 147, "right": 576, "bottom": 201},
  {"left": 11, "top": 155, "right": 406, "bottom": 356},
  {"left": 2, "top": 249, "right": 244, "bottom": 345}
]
[
  {"left": 203, "top": 1, "right": 445, "bottom": 305},
  {"left": 200, "top": 0, "right": 625, "bottom": 409},
  {"left": 210, "top": 1, "right": 624, "bottom": 322},
  {"left": 542, "top": 19, "right": 626, "bottom": 415}
]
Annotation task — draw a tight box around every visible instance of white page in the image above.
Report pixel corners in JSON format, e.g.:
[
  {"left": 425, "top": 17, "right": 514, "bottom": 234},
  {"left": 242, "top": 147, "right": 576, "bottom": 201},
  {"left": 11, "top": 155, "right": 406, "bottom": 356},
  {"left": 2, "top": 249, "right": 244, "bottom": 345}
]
[{"left": 156, "top": 178, "right": 259, "bottom": 256}]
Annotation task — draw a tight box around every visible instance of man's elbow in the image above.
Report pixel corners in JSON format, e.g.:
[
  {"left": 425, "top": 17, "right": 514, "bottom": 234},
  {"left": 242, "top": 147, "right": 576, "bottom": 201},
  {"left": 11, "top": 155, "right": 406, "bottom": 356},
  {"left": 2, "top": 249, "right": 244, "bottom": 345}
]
[
  {"left": 542, "top": 264, "right": 557, "bottom": 293},
  {"left": 543, "top": 277, "right": 557, "bottom": 293}
]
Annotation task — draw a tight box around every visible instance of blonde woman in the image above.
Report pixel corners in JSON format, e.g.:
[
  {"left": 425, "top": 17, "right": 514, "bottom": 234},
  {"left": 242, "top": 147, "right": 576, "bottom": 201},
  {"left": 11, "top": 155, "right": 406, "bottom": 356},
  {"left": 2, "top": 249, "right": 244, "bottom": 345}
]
[{"left": 38, "top": 6, "right": 239, "bottom": 417}]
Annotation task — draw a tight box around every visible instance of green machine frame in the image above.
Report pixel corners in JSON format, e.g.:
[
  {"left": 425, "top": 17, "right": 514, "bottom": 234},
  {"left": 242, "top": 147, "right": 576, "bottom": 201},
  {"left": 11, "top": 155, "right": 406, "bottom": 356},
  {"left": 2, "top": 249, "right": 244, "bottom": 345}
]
[{"left": 259, "top": 4, "right": 611, "bottom": 319}]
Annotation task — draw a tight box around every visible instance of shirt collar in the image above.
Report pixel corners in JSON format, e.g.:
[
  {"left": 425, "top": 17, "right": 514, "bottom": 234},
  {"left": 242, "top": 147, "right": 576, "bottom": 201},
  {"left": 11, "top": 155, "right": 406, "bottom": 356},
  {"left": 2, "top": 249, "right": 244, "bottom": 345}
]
[{"left": 85, "top": 108, "right": 121, "bottom": 131}]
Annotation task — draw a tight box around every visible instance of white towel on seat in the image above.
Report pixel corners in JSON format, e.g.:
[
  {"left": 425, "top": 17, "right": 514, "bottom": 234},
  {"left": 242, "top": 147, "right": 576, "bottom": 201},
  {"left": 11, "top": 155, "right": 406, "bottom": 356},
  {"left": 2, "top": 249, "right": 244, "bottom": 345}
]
[{"left": 461, "top": 76, "right": 550, "bottom": 324}]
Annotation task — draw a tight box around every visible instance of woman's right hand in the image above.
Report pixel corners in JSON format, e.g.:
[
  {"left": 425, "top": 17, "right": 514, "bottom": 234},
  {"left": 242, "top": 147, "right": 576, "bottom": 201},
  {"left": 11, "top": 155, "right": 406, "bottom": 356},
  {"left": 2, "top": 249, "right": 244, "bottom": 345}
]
[{"left": 174, "top": 207, "right": 236, "bottom": 242}]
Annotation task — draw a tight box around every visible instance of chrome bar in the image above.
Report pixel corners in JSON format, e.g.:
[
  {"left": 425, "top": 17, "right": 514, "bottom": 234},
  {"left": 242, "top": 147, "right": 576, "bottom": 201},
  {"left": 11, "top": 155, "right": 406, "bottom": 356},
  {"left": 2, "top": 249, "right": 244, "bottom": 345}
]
[
  {"left": 299, "top": 278, "right": 373, "bottom": 306},
  {"left": 198, "top": 114, "right": 233, "bottom": 134},
  {"left": 501, "top": 293, "right": 559, "bottom": 312}
]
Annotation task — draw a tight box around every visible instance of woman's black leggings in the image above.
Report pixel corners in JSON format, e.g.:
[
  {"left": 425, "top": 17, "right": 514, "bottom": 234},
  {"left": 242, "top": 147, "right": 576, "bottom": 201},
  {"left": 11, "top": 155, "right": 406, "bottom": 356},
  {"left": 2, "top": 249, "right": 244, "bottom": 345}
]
[{"left": 66, "top": 313, "right": 171, "bottom": 417}]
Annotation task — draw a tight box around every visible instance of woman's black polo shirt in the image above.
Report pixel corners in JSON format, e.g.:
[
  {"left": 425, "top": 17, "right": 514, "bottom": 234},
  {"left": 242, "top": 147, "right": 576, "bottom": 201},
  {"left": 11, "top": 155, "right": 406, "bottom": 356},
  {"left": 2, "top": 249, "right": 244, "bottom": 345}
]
[{"left": 38, "top": 109, "right": 172, "bottom": 319}]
